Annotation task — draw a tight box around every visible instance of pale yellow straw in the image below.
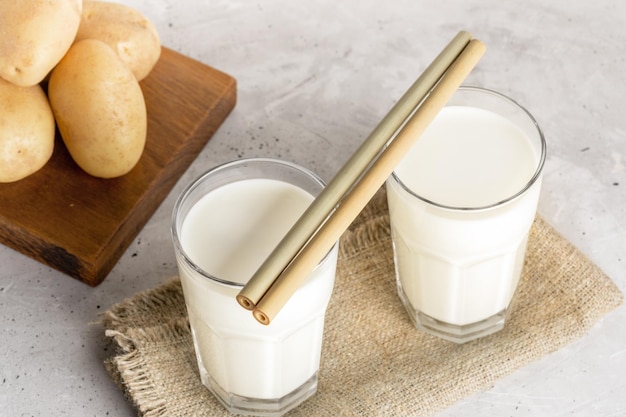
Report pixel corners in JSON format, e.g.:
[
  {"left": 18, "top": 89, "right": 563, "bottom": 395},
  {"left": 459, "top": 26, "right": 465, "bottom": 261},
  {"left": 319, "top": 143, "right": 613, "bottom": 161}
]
[
  {"left": 236, "top": 31, "right": 474, "bottom": 312},
  {"left": 253, "top": 39, "right": 486, "bottom": 324}
]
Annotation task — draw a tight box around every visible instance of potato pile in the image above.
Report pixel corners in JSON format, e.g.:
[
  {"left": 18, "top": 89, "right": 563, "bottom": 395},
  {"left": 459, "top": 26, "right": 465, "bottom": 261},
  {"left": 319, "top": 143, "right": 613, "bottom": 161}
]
[{"left": 0, "top": 0, "right": 161, "bottom": 182}]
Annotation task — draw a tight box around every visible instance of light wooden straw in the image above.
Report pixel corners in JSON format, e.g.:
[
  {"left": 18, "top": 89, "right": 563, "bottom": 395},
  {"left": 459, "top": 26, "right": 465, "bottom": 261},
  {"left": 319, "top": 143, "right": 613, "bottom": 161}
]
[
  {"left": 252, "top": 38, "right": 487, "bottom": 325},
  {"left": 236, "top": 30, "right": 473, "bottom": 311}
]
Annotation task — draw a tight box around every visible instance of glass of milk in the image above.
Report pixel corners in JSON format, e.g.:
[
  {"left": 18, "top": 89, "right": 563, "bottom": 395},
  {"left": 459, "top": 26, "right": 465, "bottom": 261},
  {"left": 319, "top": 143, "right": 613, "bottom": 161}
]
[
  {"left": 386, "top": 86, "right": 546, "bottom": 344},
  {"left": 171, "top": 158, "right": 338, "bottom": 416}
]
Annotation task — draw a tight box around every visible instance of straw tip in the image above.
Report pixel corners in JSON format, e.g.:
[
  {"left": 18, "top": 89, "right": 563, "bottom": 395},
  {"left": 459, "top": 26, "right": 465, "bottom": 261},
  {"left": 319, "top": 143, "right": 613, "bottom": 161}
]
[
  {"left": 236, "top": 294, "right": 255, "bottom": 311},
  {"left": 253, "top": 309, "right": 271, "bottom": 326}
]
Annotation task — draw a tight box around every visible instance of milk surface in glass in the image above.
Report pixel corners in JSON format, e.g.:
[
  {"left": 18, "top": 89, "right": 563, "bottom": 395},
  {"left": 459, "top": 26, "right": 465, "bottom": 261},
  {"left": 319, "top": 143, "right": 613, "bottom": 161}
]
[
  {"left": 386, "top": 89, "right": 544, "bottom": 343},
  {"left": 172, "top": 160, "right": 337, "bottom": 416}
]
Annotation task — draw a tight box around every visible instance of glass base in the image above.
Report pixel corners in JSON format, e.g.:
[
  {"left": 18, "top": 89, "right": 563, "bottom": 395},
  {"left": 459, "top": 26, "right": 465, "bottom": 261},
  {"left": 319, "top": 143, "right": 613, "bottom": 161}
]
[
  {"left": 199, "top": 366, "right": 318, "bottom": 417},
  {"left": 397, "top": 285, "right": 508, "bottom": 344}
]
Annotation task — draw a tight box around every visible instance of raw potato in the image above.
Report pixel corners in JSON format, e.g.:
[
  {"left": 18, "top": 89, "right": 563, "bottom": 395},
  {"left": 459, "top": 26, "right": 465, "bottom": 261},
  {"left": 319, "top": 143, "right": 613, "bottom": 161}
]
[
  {"left": 48, "top": 39, "right": 147, "bottom": 179},
  {"left": 0, "top": 0, "right": 82, "bottom": 87},
  {"left": 75, "top": 1, "right": 161, "bottom": 81},
  {"left": 0, "top": 78, "right": 55, "bottom": 183}
]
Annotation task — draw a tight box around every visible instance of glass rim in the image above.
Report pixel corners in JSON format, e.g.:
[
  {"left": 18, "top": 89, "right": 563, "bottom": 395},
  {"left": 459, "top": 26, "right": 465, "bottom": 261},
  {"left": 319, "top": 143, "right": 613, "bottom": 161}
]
[
  {"left": 171, "top": 157, "right": 332, "bottom": 288},
  {"left": 390, "top": 85, "right": 547, "bottom": 212}
]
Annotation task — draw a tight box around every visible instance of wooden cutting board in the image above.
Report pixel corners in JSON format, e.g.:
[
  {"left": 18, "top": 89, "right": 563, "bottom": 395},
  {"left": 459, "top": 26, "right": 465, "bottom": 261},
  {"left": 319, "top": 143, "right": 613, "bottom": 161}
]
[{"left": 0, "top": 47, "right": 237, "bottom": 286}]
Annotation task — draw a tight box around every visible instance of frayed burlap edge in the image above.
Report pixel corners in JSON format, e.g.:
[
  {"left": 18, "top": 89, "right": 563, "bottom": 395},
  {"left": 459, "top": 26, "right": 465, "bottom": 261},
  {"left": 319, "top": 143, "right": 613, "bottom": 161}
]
[
  {"left": 104, "top": 333, "right": 167, "bottom": 417},
  {"left": 102, "top": 280, "right": 190, "bottom": 417}
]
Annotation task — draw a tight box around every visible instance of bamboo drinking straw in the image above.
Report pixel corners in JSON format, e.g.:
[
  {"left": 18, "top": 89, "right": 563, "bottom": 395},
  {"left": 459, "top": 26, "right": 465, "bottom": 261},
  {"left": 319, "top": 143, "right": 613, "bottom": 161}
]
[
  {"left": 251, "top": 38, "right": 486, "bottom": 325},
  {"left": 236, "top": 31, "right": 474, "bottom": 311}
]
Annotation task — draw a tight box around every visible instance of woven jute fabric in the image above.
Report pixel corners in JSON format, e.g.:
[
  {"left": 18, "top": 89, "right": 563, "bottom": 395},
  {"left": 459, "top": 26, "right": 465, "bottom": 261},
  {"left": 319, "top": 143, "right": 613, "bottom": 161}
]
[{"left": 102, "top": 189, "right": 623, "bottom": 417}]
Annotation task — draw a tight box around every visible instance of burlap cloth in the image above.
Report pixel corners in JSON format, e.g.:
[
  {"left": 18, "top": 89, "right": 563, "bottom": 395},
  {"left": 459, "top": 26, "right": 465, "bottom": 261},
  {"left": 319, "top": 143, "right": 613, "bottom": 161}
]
[{"left": 102, "top": 188, "right": 623, "bottom": 417}]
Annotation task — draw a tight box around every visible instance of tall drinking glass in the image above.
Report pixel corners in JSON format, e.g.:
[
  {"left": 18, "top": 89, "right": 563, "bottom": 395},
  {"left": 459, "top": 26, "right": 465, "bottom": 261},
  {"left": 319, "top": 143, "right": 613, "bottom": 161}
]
[
  {"left": 386, "top": 86, "right": 546, "bottom": 343},
  {"left": 171, "top": 158, "right": 338, "bottom": 415}
]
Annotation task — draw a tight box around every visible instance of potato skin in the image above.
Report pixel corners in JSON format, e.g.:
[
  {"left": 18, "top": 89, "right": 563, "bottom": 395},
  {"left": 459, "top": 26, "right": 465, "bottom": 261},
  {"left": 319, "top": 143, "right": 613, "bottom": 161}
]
[
  {"left": 0, "top": 0, "right": 82, "bottom": 87},
  {"left": 48, "top": 39, "right": 147, "bottom": 179},
  {"left": 76, "top": 1, "right": 161, "bottom": 81},
  {"left": 0, "top": 78, "right": 55, "bottom": 183}
]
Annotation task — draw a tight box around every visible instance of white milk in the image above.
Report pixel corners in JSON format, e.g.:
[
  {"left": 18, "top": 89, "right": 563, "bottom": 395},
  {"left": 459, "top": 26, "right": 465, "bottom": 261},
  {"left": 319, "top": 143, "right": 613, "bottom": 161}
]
[
  {"left": 386, "top": 106, "right": 542, "bottom": 327},
  {"left": 177, "top": 178, "right": 337, "bottom": 400}
]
